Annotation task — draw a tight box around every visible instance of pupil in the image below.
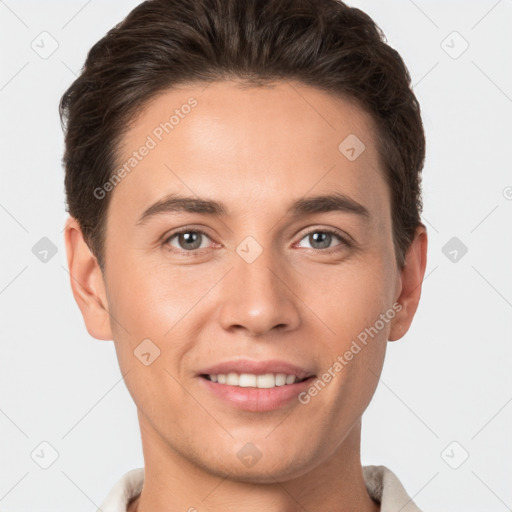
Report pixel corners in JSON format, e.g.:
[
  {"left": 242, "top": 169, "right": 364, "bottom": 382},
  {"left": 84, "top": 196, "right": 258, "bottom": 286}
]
[
  {"left": 181, "top": 232, "right": 201, "bottom": 250},
  {"left": 311, "top": 232, "right": 330, "bottom": 249}
]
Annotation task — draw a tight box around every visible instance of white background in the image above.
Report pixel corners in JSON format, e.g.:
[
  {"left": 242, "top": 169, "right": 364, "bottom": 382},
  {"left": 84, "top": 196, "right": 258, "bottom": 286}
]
[{"left": 0, "top": 1, "right": 511, "bottom": 511}]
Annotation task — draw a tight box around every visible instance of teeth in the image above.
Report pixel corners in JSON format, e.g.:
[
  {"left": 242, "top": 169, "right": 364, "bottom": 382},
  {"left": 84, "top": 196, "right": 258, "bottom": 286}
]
[
  {"left": 206, "top": 373, "right": 302, "bottom": 388},
  {"left": 226, "top": 372, "right": 238, "bottom": 385},
  {"left": 275, "top": 374, "right": 286, "bottom": 386},
  {"left": 239, "top": 373, "right": 257, "bottom": 387}
]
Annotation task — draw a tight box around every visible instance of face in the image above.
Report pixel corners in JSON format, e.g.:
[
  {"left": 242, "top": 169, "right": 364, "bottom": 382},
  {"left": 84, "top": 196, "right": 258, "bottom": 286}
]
[{"left": 66, "top": 80, "right": 426, "bottom": 483}]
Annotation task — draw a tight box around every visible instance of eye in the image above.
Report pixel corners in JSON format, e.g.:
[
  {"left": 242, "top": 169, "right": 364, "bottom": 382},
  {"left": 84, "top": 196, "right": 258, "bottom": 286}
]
[
  {"left": 162, "top": 226, "right": 352, "bottom": 256},
  {"left": 296, "top": 228, "right": 351, "bottom": 252},
  {"left": 163, "top": 228, "right": 213, "bottom": 254}
]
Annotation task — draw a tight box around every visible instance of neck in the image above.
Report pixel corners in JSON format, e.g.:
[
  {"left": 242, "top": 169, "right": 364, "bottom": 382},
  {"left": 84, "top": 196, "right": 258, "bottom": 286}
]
[{"left": 129, "top": 413, "right": 379, "bottom": 512}]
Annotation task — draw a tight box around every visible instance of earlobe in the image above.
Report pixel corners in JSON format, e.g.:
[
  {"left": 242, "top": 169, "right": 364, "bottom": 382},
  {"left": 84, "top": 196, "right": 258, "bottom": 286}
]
[
  {"left": 388, "top": 224, "right": 428, "bottom": 342},
  {"left": 64, "top": 216, "right": 113, "bottom": 341}
]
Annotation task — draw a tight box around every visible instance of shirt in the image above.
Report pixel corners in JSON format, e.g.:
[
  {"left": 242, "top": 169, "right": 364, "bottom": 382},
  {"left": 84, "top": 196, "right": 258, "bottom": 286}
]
[{"left": 97, "top": 465, "right": 423, "bottom": 512}]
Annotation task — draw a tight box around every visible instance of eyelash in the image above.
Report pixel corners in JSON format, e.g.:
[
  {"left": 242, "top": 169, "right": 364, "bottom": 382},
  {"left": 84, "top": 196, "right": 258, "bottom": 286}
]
[{"left": 162, "top": 227, "right": 352, "bottom": 257}]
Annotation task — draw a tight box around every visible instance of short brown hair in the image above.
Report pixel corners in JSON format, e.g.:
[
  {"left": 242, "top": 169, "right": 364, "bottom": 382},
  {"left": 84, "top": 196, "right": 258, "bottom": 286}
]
[{"left": 60, "top": 0, "right": 425, "bottom": 270}]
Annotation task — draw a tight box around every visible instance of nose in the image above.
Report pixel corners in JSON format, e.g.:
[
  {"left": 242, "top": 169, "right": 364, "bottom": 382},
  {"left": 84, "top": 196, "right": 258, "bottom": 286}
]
[{"left": 217, "top": 243, "right": 302, "bottom": 337}]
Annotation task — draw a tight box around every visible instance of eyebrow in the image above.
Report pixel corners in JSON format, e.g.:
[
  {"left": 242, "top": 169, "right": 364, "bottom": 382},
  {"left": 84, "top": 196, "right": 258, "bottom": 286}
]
[{"left": 136, "top": 191, "right": 371, "bottom": 225}]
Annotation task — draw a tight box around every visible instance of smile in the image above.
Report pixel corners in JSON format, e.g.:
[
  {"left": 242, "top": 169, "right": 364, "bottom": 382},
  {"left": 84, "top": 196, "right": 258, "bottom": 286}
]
[{"left": 202, "top": 372, "right": 308, "bottom": 388}]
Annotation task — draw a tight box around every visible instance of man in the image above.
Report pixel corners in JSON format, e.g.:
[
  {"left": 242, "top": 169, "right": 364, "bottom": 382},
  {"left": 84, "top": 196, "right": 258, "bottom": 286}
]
[{"left": 60, "top": 0, "right": 428, "bottom": 510}]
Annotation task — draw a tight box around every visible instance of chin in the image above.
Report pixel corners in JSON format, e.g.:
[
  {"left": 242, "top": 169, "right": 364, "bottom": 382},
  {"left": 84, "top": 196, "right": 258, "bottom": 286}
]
[{"left": 199, "top": 447, "right": 318, "bottom": 484}]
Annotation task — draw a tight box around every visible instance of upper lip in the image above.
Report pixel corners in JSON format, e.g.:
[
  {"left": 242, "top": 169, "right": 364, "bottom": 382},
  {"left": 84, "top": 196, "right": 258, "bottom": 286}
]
[{"left": 198, "top": 359, "right": 315, "bottom": 380}]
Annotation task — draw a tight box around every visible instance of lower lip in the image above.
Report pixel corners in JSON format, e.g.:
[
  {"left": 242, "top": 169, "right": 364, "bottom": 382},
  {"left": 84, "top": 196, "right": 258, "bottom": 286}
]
[{"left": 199, "top": 376, "right": 315, "bottom": 412}]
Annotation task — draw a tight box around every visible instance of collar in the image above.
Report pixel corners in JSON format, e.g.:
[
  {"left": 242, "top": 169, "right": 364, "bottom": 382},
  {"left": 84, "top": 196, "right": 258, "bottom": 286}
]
[{"left": 97, "top": 465, "right": 423, "bottom": 512}]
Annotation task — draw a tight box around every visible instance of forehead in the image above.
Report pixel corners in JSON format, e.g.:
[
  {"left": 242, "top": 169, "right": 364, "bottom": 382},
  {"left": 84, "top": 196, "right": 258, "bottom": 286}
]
[{"left": 110, "top": 80, "right": 389, "bottom": 225}]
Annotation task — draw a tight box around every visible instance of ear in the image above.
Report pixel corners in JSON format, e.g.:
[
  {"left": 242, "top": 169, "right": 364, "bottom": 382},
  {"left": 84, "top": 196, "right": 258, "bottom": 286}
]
[
  {"left": 63, "top": 216, "right": 113, "bottom": 341},
  {"left": 388, "top": 224, "right": 428, "bottom": 342}
]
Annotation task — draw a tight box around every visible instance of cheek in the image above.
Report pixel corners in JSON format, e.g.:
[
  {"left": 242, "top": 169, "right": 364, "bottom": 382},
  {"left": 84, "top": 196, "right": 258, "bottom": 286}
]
[
  {"left": 106, "top": 254, "right": 213, "bottom": 333},
  {"left": 313, "top": 257, "right": 396, "bottom": 339},
  {"left": 301, "top": 269, "right": 390, "bottom": 429},
  {"left": 104, "top": 256, "right": 223, "bottom": 389},
  {"left": 308, "top": 254, "right": 395, "bottom": 399}
]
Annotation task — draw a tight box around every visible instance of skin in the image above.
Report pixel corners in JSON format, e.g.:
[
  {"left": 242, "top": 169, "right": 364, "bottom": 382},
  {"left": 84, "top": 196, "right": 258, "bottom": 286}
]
[{"left": 65, "top": 80, "right": 427, "bottom": 512}]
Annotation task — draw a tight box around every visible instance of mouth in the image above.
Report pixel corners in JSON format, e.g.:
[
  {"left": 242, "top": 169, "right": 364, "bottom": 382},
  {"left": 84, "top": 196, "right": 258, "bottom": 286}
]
[
  {"left": 200, "top": 372, "right": 312, "bottom": 389},
  {"left": 196, "top": 359, "right": 316, "bottom": 412}
]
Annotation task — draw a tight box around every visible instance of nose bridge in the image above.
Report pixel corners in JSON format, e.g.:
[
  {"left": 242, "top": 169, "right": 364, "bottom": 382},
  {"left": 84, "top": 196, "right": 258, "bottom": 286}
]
[{"left": 218, "top": 235, "right": 300, "bottom": 335}]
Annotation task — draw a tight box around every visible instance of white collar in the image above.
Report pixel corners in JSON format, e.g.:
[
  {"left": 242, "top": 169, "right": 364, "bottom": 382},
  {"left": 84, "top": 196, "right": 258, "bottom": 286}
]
[{"left": 97, "top": 465, "right": 423, "bottom": 512}]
